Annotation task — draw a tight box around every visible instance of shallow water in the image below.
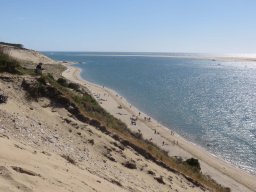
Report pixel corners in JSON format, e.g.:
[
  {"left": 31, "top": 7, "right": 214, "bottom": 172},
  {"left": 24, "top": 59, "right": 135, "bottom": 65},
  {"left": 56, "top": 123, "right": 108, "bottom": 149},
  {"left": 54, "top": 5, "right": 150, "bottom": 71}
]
[{"left": 45, "top": 52, "right": 256, "bottom": 175}]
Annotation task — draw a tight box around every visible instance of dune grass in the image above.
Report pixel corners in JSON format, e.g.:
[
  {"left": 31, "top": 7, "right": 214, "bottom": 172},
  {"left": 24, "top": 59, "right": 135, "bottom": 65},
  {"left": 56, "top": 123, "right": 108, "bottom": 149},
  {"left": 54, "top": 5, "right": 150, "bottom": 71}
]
[{"left": 0, "top": 50, "right": 34, "bottom": 75}]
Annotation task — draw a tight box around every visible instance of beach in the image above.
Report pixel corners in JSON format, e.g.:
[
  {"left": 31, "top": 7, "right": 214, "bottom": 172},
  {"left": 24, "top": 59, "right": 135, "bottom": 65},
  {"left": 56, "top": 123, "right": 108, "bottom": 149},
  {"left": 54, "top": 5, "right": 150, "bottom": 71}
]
[
  {"left": 62, "top": 63, "right": 256, "bottom": 192},
  {"left": 1, "top": 45, "right": 220, "bottom": 192}
]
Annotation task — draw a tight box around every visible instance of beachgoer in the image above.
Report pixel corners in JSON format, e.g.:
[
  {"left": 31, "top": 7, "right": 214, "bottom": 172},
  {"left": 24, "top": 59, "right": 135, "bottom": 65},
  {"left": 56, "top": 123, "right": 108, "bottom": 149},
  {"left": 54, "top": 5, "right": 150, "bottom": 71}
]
[{"left": 35, "top": 63, "right": 44, "bottom": 74}]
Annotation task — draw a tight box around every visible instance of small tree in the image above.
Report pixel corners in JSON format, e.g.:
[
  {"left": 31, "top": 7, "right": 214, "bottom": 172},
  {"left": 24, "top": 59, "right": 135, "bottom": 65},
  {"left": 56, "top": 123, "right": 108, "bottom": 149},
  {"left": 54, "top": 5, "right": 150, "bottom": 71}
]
[
  {"left": 185, "top": 158, "right": 201, "bottom": 171},
  {"left": 57, "top": 77, "right": 68, "bottom": 87},
  {"left": 68, "top": 82, "right": 80, "bottom": 91}
]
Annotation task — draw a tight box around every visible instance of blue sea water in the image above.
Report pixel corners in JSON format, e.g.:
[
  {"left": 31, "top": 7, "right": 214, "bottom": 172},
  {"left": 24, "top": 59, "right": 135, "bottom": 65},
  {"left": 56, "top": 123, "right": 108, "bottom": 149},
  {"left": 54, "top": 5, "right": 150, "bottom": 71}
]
[{"left": 44, "top": 52, "right": 256, "bottom": 175}]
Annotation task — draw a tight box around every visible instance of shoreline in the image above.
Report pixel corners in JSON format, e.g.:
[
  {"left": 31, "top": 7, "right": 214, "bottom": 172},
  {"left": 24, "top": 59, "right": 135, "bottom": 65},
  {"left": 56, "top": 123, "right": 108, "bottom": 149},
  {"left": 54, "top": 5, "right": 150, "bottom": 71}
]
[{"left": 62, "top": 63, "right": 256, "bottom": 192}]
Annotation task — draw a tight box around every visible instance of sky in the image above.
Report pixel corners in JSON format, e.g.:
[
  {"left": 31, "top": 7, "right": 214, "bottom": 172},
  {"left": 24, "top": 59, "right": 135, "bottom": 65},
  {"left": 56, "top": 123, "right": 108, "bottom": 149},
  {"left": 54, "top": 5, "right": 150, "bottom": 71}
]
[{"left": 0, "top": 0, "right": 256, "bottom": 53}]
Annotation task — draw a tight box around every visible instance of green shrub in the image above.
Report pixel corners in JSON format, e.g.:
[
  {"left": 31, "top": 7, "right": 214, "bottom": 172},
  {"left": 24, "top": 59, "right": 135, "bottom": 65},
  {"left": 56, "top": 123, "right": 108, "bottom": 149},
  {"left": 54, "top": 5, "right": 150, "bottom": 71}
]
[
  {"left": 185, "top": 158, "right": 201, "bottom": 171},
  {"left": 57, "top": 77, "right": 68, "bottom": 87},
  {"left": 37, "top": 76, "right": 47, "bottom": 85},
  {"left": 68, "top": 82, "right": 80, "bottom": 91},
  {"left": 0, "top": 42, "right": 24, "bottom": 49},
  {"left": 47, "top": 73, "right": 54, "bottom": 80}
]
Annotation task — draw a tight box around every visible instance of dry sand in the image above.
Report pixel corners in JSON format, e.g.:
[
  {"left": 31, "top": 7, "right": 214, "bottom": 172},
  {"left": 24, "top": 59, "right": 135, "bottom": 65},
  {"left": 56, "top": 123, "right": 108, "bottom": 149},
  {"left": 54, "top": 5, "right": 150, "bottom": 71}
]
[{"left": 62, "top": 64, "right": 256, "bottom": 192}]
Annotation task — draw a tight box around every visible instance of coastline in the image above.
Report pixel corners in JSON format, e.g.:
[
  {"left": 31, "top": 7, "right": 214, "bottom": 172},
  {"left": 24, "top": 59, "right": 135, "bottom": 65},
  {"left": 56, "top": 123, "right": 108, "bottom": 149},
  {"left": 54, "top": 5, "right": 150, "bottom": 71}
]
[
  {"left": 62, "top": 63, "right": 256, "bottom": 192},
  {"left": 2, "top": 46, "right": 224, "bottom": 192}
]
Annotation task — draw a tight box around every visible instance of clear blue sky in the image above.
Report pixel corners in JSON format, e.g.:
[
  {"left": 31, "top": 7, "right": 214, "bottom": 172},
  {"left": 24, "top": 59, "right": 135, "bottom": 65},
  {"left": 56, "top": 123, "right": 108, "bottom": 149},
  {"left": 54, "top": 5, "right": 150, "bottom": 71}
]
[{"left": 1, "top": 0, "right": 256, "bottom": 53}]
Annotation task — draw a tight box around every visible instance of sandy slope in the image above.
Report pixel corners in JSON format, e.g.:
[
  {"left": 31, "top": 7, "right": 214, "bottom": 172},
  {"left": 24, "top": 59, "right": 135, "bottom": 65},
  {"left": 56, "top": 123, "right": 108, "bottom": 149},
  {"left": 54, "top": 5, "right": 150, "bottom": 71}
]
[
  {"left": 62, "top": 65, "right": 256, "bottom": 192},
  {"left": 0, "top": 74, "right": 209, "bottom": 192},
  {"left": 0, "top": 138, "right": 127, "bottom": 192},
  {"left": 0, "top": 44, "right": 58, "bottom": 64}
]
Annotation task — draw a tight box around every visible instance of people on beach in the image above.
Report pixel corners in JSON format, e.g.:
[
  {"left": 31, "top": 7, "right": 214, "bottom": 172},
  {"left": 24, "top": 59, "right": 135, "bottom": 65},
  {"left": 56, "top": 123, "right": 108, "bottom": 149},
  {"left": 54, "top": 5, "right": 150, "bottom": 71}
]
[{"left": 143, "top": 116, "right": 151, "bottom": 122}]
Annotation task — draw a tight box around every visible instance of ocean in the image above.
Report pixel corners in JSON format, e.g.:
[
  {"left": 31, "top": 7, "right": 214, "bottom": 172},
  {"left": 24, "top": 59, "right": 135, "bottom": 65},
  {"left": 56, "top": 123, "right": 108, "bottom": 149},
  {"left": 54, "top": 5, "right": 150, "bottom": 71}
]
[{"left": 44, "top": 52, "right": 256, "bottom": 175}]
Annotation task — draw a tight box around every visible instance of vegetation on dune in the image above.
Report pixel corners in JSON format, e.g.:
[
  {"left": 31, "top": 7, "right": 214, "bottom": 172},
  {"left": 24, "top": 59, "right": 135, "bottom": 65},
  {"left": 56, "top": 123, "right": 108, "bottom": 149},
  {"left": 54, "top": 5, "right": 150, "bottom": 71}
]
[
  {"left": 57, "top": 77, "right": 68, "bottom": 87},
  {"left": 0, "top": 49, "right": 230, "bottom": 192},
  {"left": 0, "top": 50, "right": 22, "bottom": 74},
  {"left": 0, "top": 49, "right": 34, "bottom": 75},
  {"left": 0, "top": 42, "right": 24, "bottom": 49}
]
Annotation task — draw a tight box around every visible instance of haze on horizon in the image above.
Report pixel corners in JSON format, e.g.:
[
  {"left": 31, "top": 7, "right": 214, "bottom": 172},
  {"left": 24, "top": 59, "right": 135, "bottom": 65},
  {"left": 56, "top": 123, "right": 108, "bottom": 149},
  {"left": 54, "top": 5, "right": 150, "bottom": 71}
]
[{"left": 0, "top": 0, "right": 256, "bottom": 54}]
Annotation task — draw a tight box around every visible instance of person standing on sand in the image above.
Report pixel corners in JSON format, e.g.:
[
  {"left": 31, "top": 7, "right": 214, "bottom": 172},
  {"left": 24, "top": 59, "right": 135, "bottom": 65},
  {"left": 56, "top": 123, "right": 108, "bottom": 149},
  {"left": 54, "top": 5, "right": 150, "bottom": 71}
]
[{"left": 35, "top": 63, "right": 44, "bottom": 74}]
